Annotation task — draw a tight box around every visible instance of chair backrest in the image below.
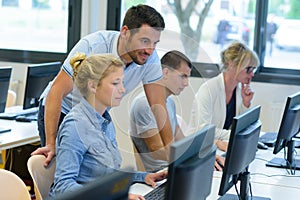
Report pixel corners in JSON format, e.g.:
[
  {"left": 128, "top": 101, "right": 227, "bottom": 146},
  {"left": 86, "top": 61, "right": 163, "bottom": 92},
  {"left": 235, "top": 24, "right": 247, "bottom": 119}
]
[
  {"left": 0, "top": 168, "right": 31, "bottom": 200},
  {"left": 27, "top": 155, "right": 56, "bottom": 200},
  {"left": 6, "top": 89, "right": 16, "bottom": 108},
  {"left": 132, "top": 141, "right": 146, "bottom": 172}
]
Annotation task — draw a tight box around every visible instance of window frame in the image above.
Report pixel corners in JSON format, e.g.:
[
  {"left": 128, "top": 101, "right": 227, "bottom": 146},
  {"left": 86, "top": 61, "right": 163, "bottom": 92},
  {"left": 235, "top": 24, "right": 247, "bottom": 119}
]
[
  {"left": 0, "top": 0, "right": 82, "bottom": 64},
  {"left": 108, "top": 0, "right": 300, "bottom": 85},
  {"left": 252, "top": 0, "right": 300, "bottom": 85}
]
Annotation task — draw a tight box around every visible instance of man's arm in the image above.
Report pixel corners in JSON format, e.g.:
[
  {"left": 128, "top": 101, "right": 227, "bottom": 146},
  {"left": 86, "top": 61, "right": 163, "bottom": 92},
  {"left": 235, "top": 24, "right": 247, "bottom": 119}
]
[
  {"left": 32, "top": 70, "right": 73, "bottom": 166},
  {"left": 143, "top": 83, "right": 173, "bottom": 159},
  {"left": 140, "top": 128, "right": 168, "bottom": 161},
  {"left": 45, "top": 70, "right": 73, "bottom": 147}
]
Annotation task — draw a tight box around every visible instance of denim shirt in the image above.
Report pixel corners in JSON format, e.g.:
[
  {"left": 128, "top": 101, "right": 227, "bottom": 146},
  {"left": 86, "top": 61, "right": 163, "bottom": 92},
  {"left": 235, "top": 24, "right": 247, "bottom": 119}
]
[{"left": 49, "top": 98, "right": 147, "bottom": 198}]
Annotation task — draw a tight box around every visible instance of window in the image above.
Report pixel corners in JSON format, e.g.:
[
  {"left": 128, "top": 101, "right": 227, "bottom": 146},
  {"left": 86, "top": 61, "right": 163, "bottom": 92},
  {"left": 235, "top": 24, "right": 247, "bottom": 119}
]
[
  {"left": 109, "top": 0, "right": 300, "bottom": 85},
  {"left": 264, "top": 0, "right": 300, "bottom": 70},
  {"left": 0, "top": 0, "right": 81, "bottom": 63}
]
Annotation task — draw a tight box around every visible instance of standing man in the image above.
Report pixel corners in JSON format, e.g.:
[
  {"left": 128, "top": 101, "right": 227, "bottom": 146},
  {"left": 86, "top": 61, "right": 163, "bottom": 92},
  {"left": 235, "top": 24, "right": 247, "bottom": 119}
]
[
  {"left": 266, "top": 15, "right": 278, "bottom": 56},
  {"left": 217, "top": 18, "right": 230, "bottom": 49},
  {"left": 32, "top": 4, "right": 174, "bottom": 167}
]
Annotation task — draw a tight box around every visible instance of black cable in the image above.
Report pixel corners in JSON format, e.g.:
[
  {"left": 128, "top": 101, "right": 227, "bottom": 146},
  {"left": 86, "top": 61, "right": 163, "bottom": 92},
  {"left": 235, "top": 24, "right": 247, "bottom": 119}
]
[
  {"left": 251, "top": 172, "right": 300, "bottom": 178},
  {"left": 249, "top": 182, "right": 253, "bottom": 198},
  {"left": 234, "top": 183, "right": 242, "bottom": 200}
]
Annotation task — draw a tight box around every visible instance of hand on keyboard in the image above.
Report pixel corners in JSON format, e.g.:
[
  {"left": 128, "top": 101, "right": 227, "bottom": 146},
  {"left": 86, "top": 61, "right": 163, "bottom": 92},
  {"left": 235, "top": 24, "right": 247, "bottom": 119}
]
[
  {"left": 144, "top": 181, "right": 167, "bottom": 200},
  {"left": 144, "top": 170, "right": 167, "bottom": 188}
]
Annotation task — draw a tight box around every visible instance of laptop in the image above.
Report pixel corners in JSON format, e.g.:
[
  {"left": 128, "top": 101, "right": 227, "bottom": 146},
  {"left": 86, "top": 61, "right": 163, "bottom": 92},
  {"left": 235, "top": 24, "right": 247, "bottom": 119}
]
[{"left": 54, "top": 169, "right": 134, "bottom": 200}]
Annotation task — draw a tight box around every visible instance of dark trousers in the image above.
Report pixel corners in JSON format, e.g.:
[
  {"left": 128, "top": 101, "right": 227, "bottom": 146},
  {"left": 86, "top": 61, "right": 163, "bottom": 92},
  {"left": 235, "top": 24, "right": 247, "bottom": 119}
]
[{"left": 37, "top": 100, "right": 66, "bottom": 146}]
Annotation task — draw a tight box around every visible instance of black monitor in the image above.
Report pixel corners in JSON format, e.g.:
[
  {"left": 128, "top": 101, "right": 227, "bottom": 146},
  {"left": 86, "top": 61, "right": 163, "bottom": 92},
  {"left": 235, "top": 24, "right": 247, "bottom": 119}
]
[
  {"left": 54, "top": 169, "right": 134, "bottom": 200},
  {"left": 266, "top": 92, "right": 300, "bottom": 171},
  {"left": 218, "top": 105, "right": 270, "bottom": 200},
  {"left": 165, "top": 124, "right": 216, "bottom": 200},
  {"left": 23, "top": 62, "right": 61, "bottom": 109},
  {"left": 0, "top": 67, "right": 12, "bottom": 133},
  {"left": 191, "top": 62, "right": 221, "bottom": 78}
]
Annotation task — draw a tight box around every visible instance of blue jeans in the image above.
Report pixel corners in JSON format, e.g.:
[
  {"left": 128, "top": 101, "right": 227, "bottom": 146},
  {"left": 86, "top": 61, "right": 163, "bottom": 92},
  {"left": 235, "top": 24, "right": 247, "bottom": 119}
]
[{"left": 37, "top": 100, "right": 66, "bottom": 146}]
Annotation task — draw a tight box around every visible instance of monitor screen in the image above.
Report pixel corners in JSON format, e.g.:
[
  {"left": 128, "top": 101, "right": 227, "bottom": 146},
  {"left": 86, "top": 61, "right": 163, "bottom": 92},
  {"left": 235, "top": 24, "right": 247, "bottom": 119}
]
[
  {"left": 0, "top": 67, "right": 12, "bottom": 133},
  {"left": 23, "top": 62, "right": 61, "bottom": 109},
  {"left": 0, "top": 67, "right": 12, "bottom": 113},
  {"left": 191, "top": 62, "right": 221, "bottom": 78},
  {"left": 55, "top": 169, "right": 134, "bottom": 200},
  {"left": 266, "top": 91, "right": 300, "bottom": 171},
  {"left": 218, "top": 105, "right": 270, "bottom": 200},
  {"left": 165, "top": 125, "right": 216, "bottom": 200}
]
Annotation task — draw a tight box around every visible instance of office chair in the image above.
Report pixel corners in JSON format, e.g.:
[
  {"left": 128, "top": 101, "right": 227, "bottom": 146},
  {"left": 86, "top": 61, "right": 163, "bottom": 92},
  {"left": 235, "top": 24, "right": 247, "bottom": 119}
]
[
  {"left": 6, "top": 90, "right": 16, "bottom": 108},
  {"left": 27, "top": 155, "right": 56, "bottom": 200},
  {"left": 0, "top": 168, "right": 31, "bottom": 200}
]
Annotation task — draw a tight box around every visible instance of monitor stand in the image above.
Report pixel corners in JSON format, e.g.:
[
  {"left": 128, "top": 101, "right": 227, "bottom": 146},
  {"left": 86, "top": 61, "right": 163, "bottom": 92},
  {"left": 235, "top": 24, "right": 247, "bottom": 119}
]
[
  {"left": 266, "top": 140, "right": 300, "bottom": 170},
  {"left": 220, "top": 194, "right": 271, "bottom": 200},
  {"left": 219, "top": 172, "right": 271, "bottom": 200},
  {"left": 266, "top": 157, "right": 300, "bottom": 170}
]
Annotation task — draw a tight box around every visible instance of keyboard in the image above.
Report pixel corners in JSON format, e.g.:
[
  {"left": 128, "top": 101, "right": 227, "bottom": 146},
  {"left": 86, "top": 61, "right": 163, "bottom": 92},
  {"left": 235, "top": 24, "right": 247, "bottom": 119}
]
[
  {"left": 259, "top": 132, "right": 277, "bottom": 147},
  {"left": 144, "top": 181, "right": 167, "bottom": 200},
  {"left": 0, "top": 106, "right": 38, "bottom": 120}
]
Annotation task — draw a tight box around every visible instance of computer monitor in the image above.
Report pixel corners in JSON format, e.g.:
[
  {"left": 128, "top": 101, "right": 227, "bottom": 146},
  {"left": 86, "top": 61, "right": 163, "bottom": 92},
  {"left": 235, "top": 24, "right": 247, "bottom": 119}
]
[
  {"left": 54, "top": 169, "right": 134, "bottom": 200},
  {"left": 266, "top": 92, "right": 300, "bottom": 171},
  {"left": 165, "top": 124, "right": 217, "bottom": 200},
  {"left": 218, "top": 105, "right": 270, "bottom": 200},
  {"left": 191, "top": 62, "right": 221, "bottom": 78},
  {"left": 0, "top": 67, "right": 12, "bottom": 133},
  {"left": 23, "top": 62, "right": 61, "bottom": 109}
]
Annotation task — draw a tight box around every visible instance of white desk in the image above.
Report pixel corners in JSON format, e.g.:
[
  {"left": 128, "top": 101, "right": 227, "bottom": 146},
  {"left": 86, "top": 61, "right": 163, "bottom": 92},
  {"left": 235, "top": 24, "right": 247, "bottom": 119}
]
[
  {"left": 130, "top": 148, "right": 300, "bottom": 199},
  {"left": 0, "top": 119, "right": 39, "bottom": 151}
]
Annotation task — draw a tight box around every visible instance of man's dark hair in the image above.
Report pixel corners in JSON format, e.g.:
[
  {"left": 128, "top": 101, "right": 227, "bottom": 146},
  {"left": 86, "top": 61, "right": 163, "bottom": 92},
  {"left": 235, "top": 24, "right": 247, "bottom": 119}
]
[
  {"left": 161, "top": 50, "right": 192, "bottom": 70},
  {"left": 122, "top": 4, "right": 165, "bottom": 32}
]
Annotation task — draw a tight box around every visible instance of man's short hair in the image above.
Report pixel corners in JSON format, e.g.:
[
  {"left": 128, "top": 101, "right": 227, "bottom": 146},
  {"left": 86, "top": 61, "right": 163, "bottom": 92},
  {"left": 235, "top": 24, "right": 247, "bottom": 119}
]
[
  {"left": 122, "top": 4, "right": 165, "bottom": 32},
  {"left": 161, "top": 50, "right": 192, "bottom": 70}
]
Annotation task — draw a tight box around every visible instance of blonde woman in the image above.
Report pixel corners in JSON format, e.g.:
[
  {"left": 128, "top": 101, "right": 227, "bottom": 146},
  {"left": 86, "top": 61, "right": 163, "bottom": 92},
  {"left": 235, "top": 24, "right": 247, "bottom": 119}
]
[
  {"left": 191, "top": 41, "right": 260, "bottom": 153},
  {"left": 49, "top": 53, "right": 166, "bottom": 200}
]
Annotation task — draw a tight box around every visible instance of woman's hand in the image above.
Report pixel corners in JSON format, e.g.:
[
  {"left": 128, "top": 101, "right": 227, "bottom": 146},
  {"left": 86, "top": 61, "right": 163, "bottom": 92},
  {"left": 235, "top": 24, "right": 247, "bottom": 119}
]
[
  {"left": 241, "top": 84, "right": 254, "bottom": 108},
  {"left": 144, "top": 170, "right": 168, "bottom": 188},
  {"left": 128, "top": 193, "right": 145, "bottom": 200}
]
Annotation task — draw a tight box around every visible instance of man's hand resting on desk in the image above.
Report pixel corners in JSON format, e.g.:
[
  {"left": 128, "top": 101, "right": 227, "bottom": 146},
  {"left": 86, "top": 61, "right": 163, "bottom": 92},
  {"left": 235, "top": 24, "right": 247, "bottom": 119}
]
[
  {"left": 144, "top": 170, "right": 168, "bottom": 188},
  {"left": 31, "top": 144, "right": 56, "bottom": 167}
]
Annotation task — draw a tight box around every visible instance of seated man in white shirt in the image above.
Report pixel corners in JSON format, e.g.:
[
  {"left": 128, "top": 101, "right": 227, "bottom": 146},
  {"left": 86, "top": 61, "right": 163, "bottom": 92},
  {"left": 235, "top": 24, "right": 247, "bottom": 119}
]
[{"left": 130, "top": 50, "right": 226, "bottom": 172}]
